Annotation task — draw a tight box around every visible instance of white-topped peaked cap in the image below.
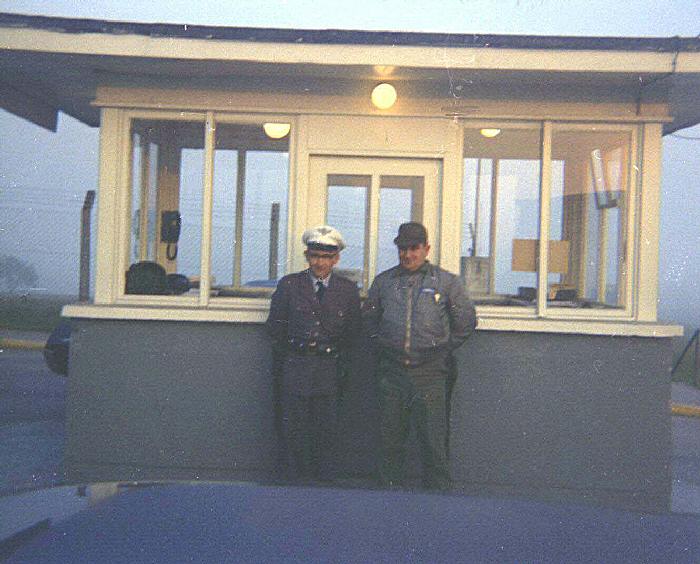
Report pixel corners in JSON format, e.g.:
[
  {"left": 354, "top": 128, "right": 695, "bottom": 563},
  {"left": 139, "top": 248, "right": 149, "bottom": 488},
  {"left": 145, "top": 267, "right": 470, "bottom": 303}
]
[{"left": 302, "top": 225, "right": 346, "bottom": 252}]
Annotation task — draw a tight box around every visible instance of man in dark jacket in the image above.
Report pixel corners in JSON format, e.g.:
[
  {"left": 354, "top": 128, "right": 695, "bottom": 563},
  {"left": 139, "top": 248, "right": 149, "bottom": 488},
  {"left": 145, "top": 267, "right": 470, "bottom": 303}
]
[
  {"left": 363, "top": 222, "right": 477, "bottom": 490},
  {"left": 267, "top": 225, "right": 361, "bottom": 482}
]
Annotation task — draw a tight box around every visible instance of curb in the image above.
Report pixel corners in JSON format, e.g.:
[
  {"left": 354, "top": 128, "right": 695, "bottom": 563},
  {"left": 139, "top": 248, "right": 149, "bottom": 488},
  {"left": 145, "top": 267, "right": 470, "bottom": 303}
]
[
  {"left": 0, "top": 338, "right": 45, "bottom": 351},
  {"left": 672, "top": 403, "right": 700, "bottom": 419}
]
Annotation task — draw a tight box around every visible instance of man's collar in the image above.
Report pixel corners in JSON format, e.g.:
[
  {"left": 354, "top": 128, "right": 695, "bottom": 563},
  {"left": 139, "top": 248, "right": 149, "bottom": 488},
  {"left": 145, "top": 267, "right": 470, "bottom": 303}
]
[
  {"left": 308, "top": 269, "right": 332, "bottom": 287},
  {"left": 393, "top": 260, "right": 431, "bottom": 277}
]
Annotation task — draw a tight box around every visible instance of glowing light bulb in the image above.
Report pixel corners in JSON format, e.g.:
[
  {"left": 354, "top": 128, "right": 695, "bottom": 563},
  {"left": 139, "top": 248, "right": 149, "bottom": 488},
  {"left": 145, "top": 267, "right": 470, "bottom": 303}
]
[
  {"left": 371, "top": 83, "right": 397, "bottom": 110},
  {"left": 480, "top": 128, "right": 501, "bottom": 138},
  {"left": 263, "top": 123, "right": 291, "bottom": 139}
]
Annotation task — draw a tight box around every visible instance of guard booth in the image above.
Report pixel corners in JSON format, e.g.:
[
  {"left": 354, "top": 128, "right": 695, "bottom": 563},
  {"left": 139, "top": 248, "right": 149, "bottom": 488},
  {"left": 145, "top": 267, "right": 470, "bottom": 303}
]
[{"left": 2, "top": 13, "right": 700, "bottom": 511}]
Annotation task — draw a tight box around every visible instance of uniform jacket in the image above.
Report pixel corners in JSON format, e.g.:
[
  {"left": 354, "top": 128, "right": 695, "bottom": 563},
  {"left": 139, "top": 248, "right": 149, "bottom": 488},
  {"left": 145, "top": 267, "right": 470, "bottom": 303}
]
[
  {"left": 266, "top": 270, "right": 361, "bottom": 353},
  {"left": 362, "top": 261, "right": 477, "bottom": 365}
]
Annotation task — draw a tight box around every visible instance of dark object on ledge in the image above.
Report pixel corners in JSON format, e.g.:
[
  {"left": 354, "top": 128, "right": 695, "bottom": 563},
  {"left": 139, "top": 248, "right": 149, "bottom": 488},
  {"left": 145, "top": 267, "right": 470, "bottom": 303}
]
[
  {"left": 43, "top": 319, "right": 71, "bottom": 376},
  {"left": 125, "top": 261, "right": 169, "bottom": 295},
  {"left": 517, "top": 286, "right": 537, "bottom": 302},
  {"left": 553, "top": 288, "right": 577, "bottom": 301},
  {"left": 125, "top": 262, "right": 191, "bottom": 295},
  {"left": 166, "top": 274, "right": 190, "bottom": 295}
]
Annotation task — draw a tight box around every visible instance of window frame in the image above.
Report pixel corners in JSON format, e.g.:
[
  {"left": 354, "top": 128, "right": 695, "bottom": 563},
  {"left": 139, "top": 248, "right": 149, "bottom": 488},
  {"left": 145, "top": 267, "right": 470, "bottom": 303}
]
[
  {"left": 545, "top": 121, "right": 639, "bottom": 320},
  {"left": 90, "top": 107, "right": 653, "bottom": 328},
  {"left": 458, "top": 118, "right": 640, "bottom": 321},
  {"left": 307, "top": 155, "right": 443, "bottom": 292},
  {"left": 114, "top": 109, "right": 296, "bottom": 307}
]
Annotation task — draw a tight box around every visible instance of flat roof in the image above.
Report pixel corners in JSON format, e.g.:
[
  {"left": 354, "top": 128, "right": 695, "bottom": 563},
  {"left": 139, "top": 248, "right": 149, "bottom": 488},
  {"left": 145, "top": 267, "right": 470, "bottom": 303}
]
[
  {"left": 2, "top": 13, "right": 700, "bottom": 52},
  {"left": 1, "top": 13, "right": 699, "bottom": 132}
]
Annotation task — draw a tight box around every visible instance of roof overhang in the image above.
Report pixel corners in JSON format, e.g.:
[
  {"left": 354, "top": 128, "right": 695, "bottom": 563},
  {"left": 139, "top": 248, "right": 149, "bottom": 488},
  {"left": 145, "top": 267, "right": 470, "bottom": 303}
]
[{"left": 1, "top": 13, "right": 699, "bottom": 133}]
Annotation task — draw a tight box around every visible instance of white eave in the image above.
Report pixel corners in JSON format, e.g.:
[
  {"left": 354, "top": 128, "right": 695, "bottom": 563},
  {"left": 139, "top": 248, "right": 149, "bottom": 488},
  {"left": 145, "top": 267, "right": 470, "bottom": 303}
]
[
  {"left": 2, "top": 25, "right": 699, "bottom": 73},
  {"left": 1, "top": 13, "right": 699, "bottom": 131}
]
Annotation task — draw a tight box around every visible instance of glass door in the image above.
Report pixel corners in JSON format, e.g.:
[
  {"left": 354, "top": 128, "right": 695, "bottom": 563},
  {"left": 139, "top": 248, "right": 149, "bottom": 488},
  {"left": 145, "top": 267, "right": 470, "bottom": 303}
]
[{"left": 308, "top": 156, "right": 441, "bottom": 289}]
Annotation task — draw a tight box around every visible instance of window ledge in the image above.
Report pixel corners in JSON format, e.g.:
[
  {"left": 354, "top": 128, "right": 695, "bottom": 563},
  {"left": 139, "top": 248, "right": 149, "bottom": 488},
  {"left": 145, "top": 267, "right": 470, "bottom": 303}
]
[
  {"left": 62, "top": 303, "right": 270, "bottom": 323},
  {"left": 477, "top": 317, "right": 683, "bottom": 337},
  {"left": 64, "top": 304, "right": 683, "bottom": 337}
]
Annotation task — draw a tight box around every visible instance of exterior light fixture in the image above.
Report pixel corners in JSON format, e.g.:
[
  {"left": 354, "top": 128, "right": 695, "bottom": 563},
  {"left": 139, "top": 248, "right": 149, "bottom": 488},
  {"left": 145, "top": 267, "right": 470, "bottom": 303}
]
[
  {"left": 263, "top": 123, "right": 291, "bottom": 139},
  {"left": 480, "top": 128, "right": 501, "bottom": 138},
  {"left": 371, "top": 83, "right": 397, "bottom": 110}
]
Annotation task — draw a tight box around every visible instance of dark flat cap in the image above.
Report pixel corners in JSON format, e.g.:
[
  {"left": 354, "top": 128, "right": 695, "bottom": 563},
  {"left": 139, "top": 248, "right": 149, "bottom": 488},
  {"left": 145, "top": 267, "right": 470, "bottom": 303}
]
[{"left": 393, "top": 222, "right": 427, "bottom": 246}]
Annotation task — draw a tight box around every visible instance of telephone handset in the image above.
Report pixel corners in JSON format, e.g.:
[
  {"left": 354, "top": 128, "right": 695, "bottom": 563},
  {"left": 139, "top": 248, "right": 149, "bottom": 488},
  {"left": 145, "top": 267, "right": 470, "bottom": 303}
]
[{"left": 161, "top": 210, "right": 181, "bottom": 260}]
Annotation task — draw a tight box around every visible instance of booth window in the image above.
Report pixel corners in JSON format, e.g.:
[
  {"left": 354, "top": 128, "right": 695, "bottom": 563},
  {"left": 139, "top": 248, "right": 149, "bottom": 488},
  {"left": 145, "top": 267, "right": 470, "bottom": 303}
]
[
  {"left": 128, "top": 119, "right": 205, "bottom": 296},
  {"left": 460, "top": 122, "right": 635, "bottom": 314},
  {"left": 322, "top": 170, "right": 434, "bottom": 290},
  {"left": 125, "top": 115, "right": 290, "bottom": 299},
  {"left": 326, "top": 176, "right": 369, "bottom": 287},
  {"left": 548, "top": 126, "right": 631, "bottom": 310},
  {"left": 461, "top": 126, "right": 542, "bottom": 307},
  {"left": 210, "top": 122, "right": 289, "bottom": 297}
]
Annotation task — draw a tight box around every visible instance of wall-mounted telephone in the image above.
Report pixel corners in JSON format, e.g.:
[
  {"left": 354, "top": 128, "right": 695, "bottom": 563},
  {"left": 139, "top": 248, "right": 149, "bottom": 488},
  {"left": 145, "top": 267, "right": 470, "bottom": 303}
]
[{"left": 161, "top": 210, "right": 181, "bottom": 260}]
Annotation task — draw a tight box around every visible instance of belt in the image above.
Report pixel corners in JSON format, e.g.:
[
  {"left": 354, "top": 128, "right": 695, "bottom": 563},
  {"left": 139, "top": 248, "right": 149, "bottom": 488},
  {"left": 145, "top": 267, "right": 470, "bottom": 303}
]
[
  {"left": 379, "top": 348, "right": 448, "bottom": 369},
  {"left": 288, "top": 339, "right": 339, "bottom": 357}
]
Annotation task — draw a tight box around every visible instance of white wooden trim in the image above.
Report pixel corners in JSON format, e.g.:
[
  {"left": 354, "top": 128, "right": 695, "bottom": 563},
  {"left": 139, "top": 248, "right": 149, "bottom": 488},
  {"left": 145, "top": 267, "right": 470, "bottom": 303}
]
[
  {"left": 537, "top": 122, "right": 552, "bottom": 317},
  {"left": 6, "top": 27, "right": 697, "bottom": 74},
  {"left": 488, "top": 160, "right": 499, "bottom": 295},
  {"left": 291, "top": 116, "right": 310, "bottom": 273},
  {"left": 620, "top": 128, "right": 638, "bottom": 317},
  {"left": 636, "top": 123, "right": 663, "bottom": 321},
  {"left": 62, "top": 304, "right": 682, "bottom": 337},
  {"left": 122, "top": 109, "right": 207, "bottom": 121},
  {"left": 367, "top": 174, "right": 381, "bottom": 285},
  {"left": 93, "top": 108, "right": 121, "bottom": 304},
  {"left": 198, "top": 112, "right": 216, "bottom": 306},
  {"left": 63, "top": 304, "right": 269, "bottom": 324},
  {"left": 94, "top": 87, "right": 671, "bottom": 124},
  {"left": 116, "top": 110, "right": 133, "bottom": 301},
  {"left": 285, "top": 117, "right": 299, "bottom": 278},
  {"left": 477, "top": 317, "right": 683, "bottom": 337},
  {"left": 438, "top": 121, "right": 463, "bottom": 274}
]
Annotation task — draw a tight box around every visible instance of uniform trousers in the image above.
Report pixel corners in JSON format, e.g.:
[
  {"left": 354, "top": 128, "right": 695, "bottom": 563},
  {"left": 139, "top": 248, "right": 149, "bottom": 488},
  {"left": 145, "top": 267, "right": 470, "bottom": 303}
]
[
  {"left": 377, "top": 354, "right": 451, "bottom": 490},
  {"left": 281, "top": 354, "right": 339, "bottom": 482}
]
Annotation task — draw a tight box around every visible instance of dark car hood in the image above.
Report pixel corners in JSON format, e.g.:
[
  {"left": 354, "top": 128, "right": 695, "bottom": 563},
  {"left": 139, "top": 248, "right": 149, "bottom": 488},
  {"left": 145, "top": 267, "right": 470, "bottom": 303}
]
[{"left": 3, "top": 481, "right": 700, "bottom": 563}]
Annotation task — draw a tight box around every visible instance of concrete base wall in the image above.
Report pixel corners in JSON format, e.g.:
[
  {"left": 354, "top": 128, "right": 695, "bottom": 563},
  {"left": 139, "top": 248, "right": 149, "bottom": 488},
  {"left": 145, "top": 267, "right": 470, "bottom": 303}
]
[{"left": 65, "top": 319, "right": 673, "bottom": 512}]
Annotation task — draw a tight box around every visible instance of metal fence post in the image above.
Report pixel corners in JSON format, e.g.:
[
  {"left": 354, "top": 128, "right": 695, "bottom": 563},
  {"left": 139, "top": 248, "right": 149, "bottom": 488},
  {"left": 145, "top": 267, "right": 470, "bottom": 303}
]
[
  {"left": 79, "top": 190, "right": 96, "bottom": 302},
  {"left": 268, "top": 202, "right": 280, "bottom": 281}
]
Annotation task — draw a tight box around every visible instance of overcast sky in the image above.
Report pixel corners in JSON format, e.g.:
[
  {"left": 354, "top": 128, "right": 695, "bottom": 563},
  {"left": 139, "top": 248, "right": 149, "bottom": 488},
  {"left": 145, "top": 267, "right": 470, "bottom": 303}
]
[
  {"left": 0, "top": 0, "right": 698, "bottom": 328},
  {"left": 2, "top": 0, "right": 700, "bottom": 36}
]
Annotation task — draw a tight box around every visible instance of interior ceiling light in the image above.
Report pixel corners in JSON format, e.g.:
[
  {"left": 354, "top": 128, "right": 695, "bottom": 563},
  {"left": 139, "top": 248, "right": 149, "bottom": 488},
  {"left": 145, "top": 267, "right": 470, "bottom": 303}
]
[
  {"left": 263, "top": 123, "right": 291, "bottom": 139},
  {"left": 480, "top": 128, "right": 501, "bottom": 138},
  {"left": 371, "top": 83, "right": 397, "bottom": 110}
]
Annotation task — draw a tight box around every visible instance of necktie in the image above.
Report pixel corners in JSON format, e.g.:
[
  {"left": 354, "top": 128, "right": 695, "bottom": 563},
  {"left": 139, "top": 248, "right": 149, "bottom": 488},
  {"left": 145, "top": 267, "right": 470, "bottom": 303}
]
[{"left": 316, "top": 280, "right": 326, "bottom": 303}]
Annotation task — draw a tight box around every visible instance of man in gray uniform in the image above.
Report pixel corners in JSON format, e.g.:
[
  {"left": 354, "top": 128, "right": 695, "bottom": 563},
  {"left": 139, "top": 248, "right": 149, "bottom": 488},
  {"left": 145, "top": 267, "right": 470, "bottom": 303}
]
[
  {"left": 363, "top": 222, "right": 476, "bottom": 490},
  {"left": 267, "top": 226, "right": 361, "bottom": 482}
]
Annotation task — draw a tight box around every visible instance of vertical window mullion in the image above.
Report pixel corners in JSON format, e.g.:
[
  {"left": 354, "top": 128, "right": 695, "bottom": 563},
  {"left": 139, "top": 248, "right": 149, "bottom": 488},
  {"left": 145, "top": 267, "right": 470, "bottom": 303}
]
[
  {"left": 488, "top": 159, "right": 499, "bottom": 295},
  {"left": 625, "top": 126, "right": 640, "bottom": 318},
  {"left": 137, "top": 141, "right": 150, "bottom": 261},
  {"left": 366, "top": 175, "right": 381, "bottom": 287},
  {"left": 199, "top": 111, "right": 216, "bottom": 306},
  {"left": 233, "top": 150, "right": 246, "bottom": 287},
  {"left": 537, "top": 121, "right": 553, "bottom": 317},
  {"left": 117, "top": 110, "right": 133, "bottom": 301}
]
